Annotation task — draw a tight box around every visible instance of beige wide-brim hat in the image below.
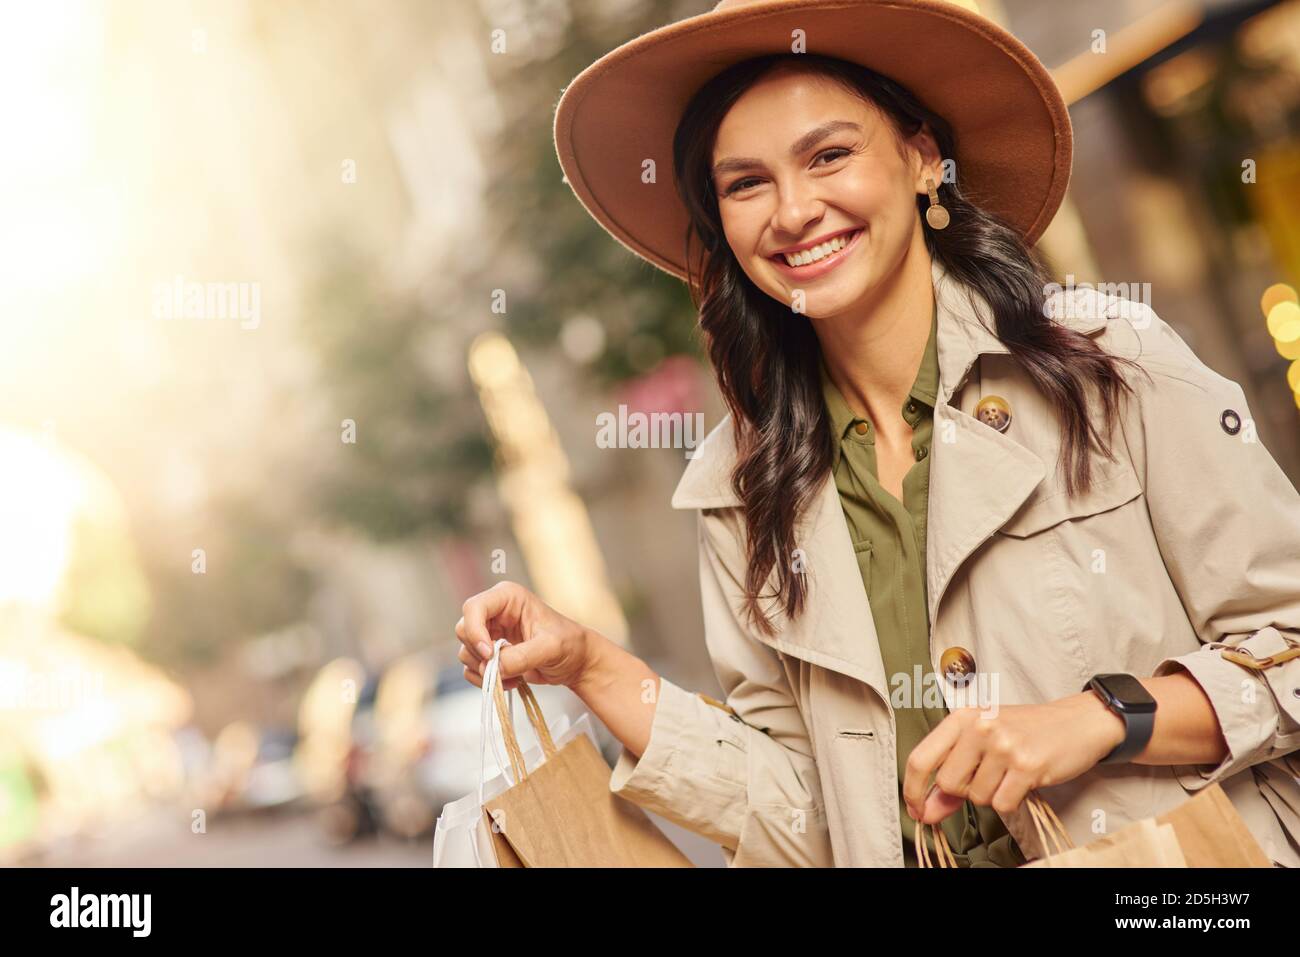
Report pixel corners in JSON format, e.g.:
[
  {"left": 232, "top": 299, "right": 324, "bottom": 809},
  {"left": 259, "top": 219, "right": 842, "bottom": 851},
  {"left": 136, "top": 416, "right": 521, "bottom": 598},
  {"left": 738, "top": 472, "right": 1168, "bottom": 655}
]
[{"left": 553, "top": 0, "right": 1072, "bottom": 283}]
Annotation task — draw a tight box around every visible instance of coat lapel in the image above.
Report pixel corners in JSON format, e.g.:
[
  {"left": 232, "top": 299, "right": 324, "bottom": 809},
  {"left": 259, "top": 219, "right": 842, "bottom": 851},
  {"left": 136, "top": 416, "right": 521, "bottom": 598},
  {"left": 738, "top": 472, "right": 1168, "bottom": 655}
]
[
  {"left": 925, "top": 259, "right": 1108, "bottom": 626},
  {"left": 671, "top": 403, "right": 890, "bottom": 695},
  {"left": 926, "top": 258, "right": 1037, "bottom": 628},
  {"left": 670, "top": 257, "right": 1107, "bottom": 690}
]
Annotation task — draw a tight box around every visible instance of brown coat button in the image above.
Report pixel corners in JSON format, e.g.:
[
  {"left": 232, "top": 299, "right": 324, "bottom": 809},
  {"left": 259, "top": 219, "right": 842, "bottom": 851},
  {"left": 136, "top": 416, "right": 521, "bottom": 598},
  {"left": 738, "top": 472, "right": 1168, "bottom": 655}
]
[
  {"left": 975, "top": 395, "right": 1012, "bottom": 433},
  {"left": 940, "top": 646, "right": 977, "bottom": 685}
]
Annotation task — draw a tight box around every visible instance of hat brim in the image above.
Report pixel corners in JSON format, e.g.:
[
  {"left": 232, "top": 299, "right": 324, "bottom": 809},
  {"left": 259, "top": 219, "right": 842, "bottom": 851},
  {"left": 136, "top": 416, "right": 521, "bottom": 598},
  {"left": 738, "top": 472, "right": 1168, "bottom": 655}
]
[{"left": 554, "top": 0, "right": 1072, "bottom": 282}]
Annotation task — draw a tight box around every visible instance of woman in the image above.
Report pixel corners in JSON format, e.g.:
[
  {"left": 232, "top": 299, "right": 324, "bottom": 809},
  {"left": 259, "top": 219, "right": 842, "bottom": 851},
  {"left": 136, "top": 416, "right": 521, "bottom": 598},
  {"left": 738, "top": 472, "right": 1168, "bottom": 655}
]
[{"left": 455, "top": 0, "right": 1300, "bottom": 867}]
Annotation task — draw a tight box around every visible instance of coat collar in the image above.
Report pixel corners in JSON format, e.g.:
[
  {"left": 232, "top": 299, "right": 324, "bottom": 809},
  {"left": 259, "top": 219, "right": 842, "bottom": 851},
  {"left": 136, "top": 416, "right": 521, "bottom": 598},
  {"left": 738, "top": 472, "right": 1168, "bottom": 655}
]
[
  {"left": 670, "top": 257, "right": 1109, "bottom": 694},
  {"left": 672, "top": 257, "right": 1107, "bottom": 511}
]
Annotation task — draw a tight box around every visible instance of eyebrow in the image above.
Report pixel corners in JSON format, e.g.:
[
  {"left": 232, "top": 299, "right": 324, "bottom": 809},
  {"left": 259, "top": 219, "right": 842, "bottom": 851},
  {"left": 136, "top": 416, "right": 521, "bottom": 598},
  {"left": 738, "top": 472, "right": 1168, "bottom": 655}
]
[{"left": 711, "top": 120, "right": 862, "bottom": 179}]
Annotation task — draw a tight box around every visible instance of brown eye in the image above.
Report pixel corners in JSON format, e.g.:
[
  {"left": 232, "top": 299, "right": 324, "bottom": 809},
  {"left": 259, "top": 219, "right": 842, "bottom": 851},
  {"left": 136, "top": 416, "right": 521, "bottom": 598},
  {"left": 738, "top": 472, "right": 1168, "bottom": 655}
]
[{"left": 724, "top": 177, "right": 760, "bottom": 196}]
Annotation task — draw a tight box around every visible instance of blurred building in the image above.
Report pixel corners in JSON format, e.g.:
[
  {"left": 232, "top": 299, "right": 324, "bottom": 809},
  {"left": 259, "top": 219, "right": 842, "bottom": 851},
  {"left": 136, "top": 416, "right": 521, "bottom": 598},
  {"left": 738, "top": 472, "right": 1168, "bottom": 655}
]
[{"left": 1009, "top": 0, "right": 1300, "bottom": 471}]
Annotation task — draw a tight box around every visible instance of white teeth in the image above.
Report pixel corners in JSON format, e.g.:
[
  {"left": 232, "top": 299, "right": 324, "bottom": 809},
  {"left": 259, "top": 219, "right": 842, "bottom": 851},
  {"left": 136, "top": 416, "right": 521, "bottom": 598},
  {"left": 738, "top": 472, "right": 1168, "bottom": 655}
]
[{"left": 782, "top": 230, "right": 857, "bottom": 267}]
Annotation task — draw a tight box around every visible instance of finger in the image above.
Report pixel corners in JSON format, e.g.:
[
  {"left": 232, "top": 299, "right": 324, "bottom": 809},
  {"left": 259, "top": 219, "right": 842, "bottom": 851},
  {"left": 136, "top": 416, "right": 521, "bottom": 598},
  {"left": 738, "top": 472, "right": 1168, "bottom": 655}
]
[
  {"left": 918, "top": 787, "right": 964, "bottom": 825},
  {"left": 902, "top": 712, "right": 965, "bottom": 816},
  {"left": 458, "top": 646, "right": 493, "bottom": 677},
  {"left": 497, "top": 631, "right": 562, "bottom": 681},
  {"left": 455, "top": 615, "right": 492, "bottom": 660},
  {"left": 964, "top": 747, "right": 1010, "bottom": 809},
  {"left": 465, "top": 667, "right": 518, "bottom": 693},
  {"left": 991, "top": 768, "right": 1036, "bottom": 817},
  {"left": 459, "top": 584, "right": 523, "bottom": 659},
  {"left": 931, "top": 718, "right": 986, "bottom": 800}
]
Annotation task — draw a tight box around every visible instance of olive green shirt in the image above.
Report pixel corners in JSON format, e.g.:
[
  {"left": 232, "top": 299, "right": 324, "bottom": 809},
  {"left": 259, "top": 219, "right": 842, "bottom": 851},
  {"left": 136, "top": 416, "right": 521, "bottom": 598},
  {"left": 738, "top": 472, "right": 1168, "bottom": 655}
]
[{"left": 818, "top": 303, "right": 1025, "bottom": 868}]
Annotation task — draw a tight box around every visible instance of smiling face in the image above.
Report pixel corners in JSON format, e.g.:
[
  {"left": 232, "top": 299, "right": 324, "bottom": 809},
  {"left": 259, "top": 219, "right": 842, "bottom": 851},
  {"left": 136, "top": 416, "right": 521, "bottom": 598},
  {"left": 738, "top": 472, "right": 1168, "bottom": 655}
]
[{"left": 710, "top": 66, "right": 942, "bottom": 322}]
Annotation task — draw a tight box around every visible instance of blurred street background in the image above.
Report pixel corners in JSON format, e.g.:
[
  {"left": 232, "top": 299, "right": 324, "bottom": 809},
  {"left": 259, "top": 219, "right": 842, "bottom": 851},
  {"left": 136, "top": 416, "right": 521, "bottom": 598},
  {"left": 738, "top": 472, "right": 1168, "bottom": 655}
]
[{"left": 2, "top": 0, "right": 1298, "bottom": 867}]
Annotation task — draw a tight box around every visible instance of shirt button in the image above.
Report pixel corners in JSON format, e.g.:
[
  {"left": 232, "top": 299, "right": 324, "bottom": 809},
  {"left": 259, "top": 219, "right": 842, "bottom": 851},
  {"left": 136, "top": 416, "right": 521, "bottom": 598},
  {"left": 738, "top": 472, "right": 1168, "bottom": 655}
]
[
  {"left": 915, "top": 446, "right": 928, "bottom": 460},
  {"left": 940, "top": 647, "right": 977, "bottom": 686},
  {"left": 906, "top": 401, "right": 918, "bottom": 415},
  {"left": 975, "top": 395, "right": 1012, "bottom": 433},
  {"left": 854, "top": 422, "right": 869, "bottom": 435}
]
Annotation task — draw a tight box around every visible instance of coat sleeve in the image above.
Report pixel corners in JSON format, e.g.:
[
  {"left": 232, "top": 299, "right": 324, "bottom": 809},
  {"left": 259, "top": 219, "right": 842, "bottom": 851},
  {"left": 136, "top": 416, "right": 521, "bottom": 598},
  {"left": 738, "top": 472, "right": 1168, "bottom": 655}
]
[
  {"left": 607, "top": 508, "right": 835, "bottom": 866},
  {"left": 1117, "top": 308, "right": 1300, "bottom": 789}
]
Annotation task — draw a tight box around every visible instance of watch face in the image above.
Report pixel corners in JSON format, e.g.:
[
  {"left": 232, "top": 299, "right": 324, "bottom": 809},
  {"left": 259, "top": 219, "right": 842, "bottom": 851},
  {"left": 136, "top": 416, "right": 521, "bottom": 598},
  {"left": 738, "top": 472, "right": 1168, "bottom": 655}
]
[{"left": 1096, "top": 673, "right": 1157, "bottom": 714}]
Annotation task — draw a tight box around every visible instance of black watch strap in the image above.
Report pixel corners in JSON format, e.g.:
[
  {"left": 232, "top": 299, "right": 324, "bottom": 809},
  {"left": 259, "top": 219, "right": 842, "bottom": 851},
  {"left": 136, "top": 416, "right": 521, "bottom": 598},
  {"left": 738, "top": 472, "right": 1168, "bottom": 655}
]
[
  {"left": 1098, "top": 707, "right": 1155, "bottom": 764},
  {"left": 1084, "top": 676, "right": 1157, "bottom": 765}
]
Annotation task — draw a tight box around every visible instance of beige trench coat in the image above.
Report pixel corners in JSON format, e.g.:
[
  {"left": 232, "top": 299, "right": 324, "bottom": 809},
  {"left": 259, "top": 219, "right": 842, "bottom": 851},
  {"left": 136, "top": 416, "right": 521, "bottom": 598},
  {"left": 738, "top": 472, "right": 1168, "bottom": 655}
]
[{"left": 608, "top": 258, "right": 1300, "bottom": 867}]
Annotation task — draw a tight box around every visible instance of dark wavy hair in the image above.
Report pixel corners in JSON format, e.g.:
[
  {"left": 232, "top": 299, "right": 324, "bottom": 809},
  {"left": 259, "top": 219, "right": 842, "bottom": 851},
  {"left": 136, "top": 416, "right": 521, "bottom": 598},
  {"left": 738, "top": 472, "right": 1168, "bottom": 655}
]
[{"left": 672, "top": 53, "right": 1146, "bottom": 637}]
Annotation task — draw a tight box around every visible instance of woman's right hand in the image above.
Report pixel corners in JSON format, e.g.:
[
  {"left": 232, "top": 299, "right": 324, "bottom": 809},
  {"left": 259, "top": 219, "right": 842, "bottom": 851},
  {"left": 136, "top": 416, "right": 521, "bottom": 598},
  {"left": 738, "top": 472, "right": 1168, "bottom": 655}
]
[{"left": 454, "top": 581, "right": 599, "bottom": 692}]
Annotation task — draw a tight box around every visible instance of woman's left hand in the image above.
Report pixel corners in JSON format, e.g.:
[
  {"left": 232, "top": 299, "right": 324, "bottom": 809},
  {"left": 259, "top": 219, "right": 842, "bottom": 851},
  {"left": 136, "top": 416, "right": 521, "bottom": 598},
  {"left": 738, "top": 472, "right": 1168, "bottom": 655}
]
[{"left": 902, "top": 693, "right": 1127, "bottom": 824}]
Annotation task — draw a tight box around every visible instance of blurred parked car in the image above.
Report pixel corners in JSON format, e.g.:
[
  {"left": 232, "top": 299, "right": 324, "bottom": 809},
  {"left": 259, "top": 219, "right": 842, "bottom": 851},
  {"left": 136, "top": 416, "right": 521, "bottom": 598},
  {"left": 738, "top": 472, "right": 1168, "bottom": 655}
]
[
  {"left": 209, "top": 721, "right": 306, "bottom": 816},
  {"left": 296, "top": 650, "right": 590, "bottom": 843}
]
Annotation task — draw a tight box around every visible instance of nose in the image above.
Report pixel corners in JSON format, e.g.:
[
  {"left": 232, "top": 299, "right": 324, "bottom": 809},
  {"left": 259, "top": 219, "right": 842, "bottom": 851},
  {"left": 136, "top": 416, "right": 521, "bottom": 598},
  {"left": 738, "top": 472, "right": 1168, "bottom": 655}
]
[{"left": 770, "top": 175, "right": 825, "bottom": 241}]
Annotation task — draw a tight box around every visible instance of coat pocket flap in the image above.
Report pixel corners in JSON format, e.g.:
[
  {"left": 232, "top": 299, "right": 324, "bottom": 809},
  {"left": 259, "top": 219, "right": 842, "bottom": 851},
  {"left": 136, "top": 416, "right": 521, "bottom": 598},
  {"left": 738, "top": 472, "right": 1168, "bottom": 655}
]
[{"left": 998, "top": 465, "right": 1143, "bottom": 538}]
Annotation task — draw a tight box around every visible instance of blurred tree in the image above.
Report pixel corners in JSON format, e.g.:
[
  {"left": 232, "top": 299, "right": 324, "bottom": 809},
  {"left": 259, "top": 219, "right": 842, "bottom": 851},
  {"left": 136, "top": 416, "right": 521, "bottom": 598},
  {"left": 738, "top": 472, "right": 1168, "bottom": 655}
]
[
  {"left": 478, "top": 0, "right": 708, "bottom": 384},
  {"left": 295, "top": 1, "right": 709, "bottom": 549},
  {"left": 300, "top": 247, "right": 494, "bottom": 540},
  {"left": 138, "top": 495, "right": 315, "bottom": 667}
]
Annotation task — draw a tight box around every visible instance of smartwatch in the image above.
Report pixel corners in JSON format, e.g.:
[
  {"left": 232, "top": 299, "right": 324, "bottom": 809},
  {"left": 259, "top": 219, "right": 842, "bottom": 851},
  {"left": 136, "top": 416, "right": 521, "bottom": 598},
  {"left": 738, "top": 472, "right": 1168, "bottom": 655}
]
[{"left": 1082, "top": 673, "right": 1157, "bottom": 765}]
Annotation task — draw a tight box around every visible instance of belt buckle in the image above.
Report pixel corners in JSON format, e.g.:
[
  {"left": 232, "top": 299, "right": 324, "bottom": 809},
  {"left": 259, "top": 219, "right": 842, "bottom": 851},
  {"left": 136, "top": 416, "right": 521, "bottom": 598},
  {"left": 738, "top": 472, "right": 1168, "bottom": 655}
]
[{"left": 1219, "top": 636, "right": 1300, "bottom": 671}]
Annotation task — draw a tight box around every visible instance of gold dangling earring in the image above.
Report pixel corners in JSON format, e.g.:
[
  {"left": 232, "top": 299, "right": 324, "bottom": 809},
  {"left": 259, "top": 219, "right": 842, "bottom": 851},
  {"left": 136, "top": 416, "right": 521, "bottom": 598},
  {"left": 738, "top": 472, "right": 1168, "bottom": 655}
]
[{"left": 925, "top": 176, "right": 950, "bottom": 230}]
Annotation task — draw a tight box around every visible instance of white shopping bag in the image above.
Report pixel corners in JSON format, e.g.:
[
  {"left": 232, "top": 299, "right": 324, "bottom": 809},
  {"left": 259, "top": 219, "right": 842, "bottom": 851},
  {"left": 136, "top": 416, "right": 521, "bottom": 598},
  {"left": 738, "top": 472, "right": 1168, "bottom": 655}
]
[{"left": 431, "top": 640, "right": 599, "bottom": 867}]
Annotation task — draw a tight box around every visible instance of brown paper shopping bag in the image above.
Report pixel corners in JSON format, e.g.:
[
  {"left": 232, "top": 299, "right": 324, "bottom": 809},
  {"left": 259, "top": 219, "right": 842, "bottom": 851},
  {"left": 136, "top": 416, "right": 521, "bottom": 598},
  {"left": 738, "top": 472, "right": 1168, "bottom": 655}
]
[
  {"left": 913, "top": 781, "right": 1272, "bottom": 868},
  {"left": 481, "top": 669, "right": 692, "bottom": 868}
]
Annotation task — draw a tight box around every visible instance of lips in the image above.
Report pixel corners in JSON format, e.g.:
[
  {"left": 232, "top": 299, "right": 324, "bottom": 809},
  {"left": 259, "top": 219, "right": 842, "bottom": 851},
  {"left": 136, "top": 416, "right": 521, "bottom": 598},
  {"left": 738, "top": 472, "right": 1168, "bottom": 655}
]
[
  {"left": 769, "top": 227, "right": 864, "bottom": 280},
  {"left": 770, "top": 227, "right": 861, "bottom": 260}
]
